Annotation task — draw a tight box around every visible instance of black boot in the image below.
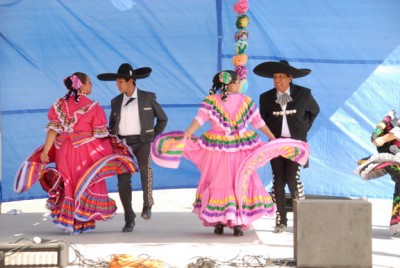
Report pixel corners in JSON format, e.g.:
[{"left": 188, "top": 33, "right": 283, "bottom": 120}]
[
  {"left": 233, "top": 225, "right": 243, "bottom": 236},
  {"left": 214, "top": 223, "right": 224, "bottom": 235}
]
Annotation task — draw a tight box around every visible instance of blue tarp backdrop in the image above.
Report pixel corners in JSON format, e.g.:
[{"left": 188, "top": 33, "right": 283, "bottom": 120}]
[{"left": 1, "top": 0, "right": 399, "bottom": 202}]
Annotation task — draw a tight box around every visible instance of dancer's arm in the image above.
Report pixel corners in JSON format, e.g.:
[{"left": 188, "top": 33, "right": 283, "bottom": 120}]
[
  {"left": 40, "top": 129, "right": 57, "bottom": 163},
  {"left": 259, "top": 125, "right": 275, "bottom": 140},
  {"left": 183, "top": 120, "right": 201, "bottom": 139},
  {"left": 373, "top": 132, "right": 395, "bottom": 147}
]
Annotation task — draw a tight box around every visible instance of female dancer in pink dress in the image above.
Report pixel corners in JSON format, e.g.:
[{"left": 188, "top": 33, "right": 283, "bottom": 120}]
[
  {"left": 15, "top": 72, "right": 137, "bottom": 234},
  {"left": 151, "top": 70, "right": 310, "bottom": 236}
]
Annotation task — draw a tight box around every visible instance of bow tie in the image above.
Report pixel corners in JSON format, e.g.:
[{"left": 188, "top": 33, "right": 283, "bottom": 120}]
[
  {"left": 124, "top": 97, "right": 135, "bottom": 106},
  {"left": 275, "top": 93, "right": 292, "bottom": 106}
]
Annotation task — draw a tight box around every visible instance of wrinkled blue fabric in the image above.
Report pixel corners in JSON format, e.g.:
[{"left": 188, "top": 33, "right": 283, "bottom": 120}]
[{"left": 0, "top": 0, "right": 399, "bottom": 202}]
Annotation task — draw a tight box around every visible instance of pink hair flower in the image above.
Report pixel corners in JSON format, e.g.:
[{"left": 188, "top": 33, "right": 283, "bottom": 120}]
[{"left": 70, "top": 75, "right": 83, "bottom": 90}]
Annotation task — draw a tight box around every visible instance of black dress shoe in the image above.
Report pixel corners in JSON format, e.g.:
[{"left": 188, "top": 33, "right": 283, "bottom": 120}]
[
  {"left": 233, "top": 226, "right": 243, "bottom": 237},
  {"left": 141, "top": 206, "right": 152, "bottom": 220},
  {"left": 214, "top": 223, "right": 224, "bottom": 235},
  {"left": 122, "top": 221, "right": 135, "bottom": 232},
  {"left": 273, "top": 224, "right": 286, "bottom": 234}
]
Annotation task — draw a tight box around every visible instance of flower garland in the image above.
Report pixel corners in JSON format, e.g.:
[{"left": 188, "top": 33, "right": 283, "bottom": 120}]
[{"left": 232, "top": 0, "right": 249, "bottom": 93}]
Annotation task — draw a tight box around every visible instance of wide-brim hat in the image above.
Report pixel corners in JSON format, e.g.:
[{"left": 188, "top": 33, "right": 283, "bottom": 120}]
[
  {"left": 97, "top": 63, "right": 152, "bottom": 81},
  {"left": 253, "top": 60, "right": 311, "bottom": 78}
]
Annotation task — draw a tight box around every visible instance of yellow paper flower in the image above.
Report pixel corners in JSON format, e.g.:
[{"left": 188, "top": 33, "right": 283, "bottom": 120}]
[{"left": 236, "top": 15, "right": 249, "bottom": 29}]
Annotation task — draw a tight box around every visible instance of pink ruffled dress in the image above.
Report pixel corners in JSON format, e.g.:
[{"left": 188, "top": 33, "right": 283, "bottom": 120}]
[
  {"left": 15, "top": 96, "right": 137, "bottom": 234},
  {"left": 151, "top": 94, "right": 310, "bottom": 231},
  {"left": 185, "top": 94, "right": 275, "bottom": 229}
]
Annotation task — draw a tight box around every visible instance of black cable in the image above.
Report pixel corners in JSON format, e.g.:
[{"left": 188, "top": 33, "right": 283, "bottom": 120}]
[{"left": 187, "top": 252, "right": 296, "bottom": 267}]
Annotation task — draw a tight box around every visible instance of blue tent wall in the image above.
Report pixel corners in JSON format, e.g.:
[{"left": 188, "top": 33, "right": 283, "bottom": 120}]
[{"left": 1, "top": 0, "right": 399, "bottom": 202}]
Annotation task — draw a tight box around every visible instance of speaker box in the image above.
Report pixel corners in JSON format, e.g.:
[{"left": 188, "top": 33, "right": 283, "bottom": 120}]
[
  {"left": 293, "top": 199, "right": 372, "bottom": 268},
  {"left": 0, "top": 242, "right": 69, "bottom": 268}
]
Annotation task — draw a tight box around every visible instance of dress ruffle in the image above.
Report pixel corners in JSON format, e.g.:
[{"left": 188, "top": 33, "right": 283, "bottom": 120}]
[
  {"left": 235, "top": 138, "right": 309, "bottom": 216},
  {"left": 198, "top": 130, "right": 261, "bottom": 151},
  {"left": 355, "top": 153, "right": 400, "bottom": 182},
  {"left": 355, "top": 152, "right": 400, "bottom": 235},
  {"left": 390, "top": 192, "right": 400, "bottom": 234},
  {"left": 14, "top": 135, "right": 137, "bottom": 234},
  {"left": 152, "top": 132, "right": 310, "bottom": 229},
  {"left": 150, "top": 131, "right": 187, "bottom": 168},
  {"left": 192, "top": 184, "right": 276, "bottom": 229}
]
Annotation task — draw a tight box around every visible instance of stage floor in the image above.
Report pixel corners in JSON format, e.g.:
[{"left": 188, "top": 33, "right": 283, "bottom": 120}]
[{"left": 1, "top": 189, "right": 399, "bottom": 267}]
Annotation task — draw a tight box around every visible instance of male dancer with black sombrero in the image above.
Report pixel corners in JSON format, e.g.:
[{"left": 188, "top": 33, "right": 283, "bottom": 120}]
[
  {"left": 254, "top": 60, "right": 320, "bottom": 233},
  {"left": 98, "top": 63, "right": 168, "bottom": 232}
]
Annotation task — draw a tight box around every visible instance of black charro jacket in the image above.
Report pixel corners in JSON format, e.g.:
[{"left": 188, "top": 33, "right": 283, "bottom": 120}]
[{"left": 259, "top": 84, "right": 319, "bottom": 142}]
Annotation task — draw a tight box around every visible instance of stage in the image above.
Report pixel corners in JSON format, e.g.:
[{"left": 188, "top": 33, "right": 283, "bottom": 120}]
[{"left": 0, "top": 189, "right": 399, "bottom": 267}]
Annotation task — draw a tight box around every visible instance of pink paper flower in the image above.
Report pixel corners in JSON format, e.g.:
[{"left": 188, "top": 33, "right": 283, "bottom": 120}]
[
  {"left": 233, "top": 0, "right": 249, "bottom": 15},
  {"left": 234, "top": 65, "right": 248, "bottom": 80}
]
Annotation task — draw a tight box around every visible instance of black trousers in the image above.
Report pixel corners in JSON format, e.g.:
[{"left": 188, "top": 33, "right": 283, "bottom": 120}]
[
  {"left": 270, "top": 156, "right": 303, "bottom": 226},
  {"left": 118, "top": 135, "right": 153, "bottom": 223}
]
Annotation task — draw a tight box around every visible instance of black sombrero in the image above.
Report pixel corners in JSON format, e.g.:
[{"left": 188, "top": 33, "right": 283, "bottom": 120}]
[
  {"left": 253, "top": 60, "right": 311, "bottom": 78},
  {"left": 97, "top": 63, "right": 152, "bottom": 81}
]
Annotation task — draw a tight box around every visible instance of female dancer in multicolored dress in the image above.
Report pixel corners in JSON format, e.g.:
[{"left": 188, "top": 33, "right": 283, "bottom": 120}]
[
  {"left": 355, "top": 110, "right": 400, "bottom": 235},
  {"left": 14, "top": 72, "right": 137, "bottom": 234},
  {"left": 151, "top": 70, "right": 310, "bottom": 236}
]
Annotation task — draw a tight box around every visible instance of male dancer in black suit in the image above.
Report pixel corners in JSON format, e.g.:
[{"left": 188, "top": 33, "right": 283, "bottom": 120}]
[
  {"left": 254, "top": 60, "right": 320, "bottom": 233},
  {"left": 98, "top": 63, "right": 168, "bottom": 232}
]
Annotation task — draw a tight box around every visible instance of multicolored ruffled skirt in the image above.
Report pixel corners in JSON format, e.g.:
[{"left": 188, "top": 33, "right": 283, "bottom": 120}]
[
  {"left": 14, "top": 135, "right": 138, "bottom": 234},
  {"left": 355, "top": 153, "right": 400, "bottom": 234},
  {"left": 152, "top": 131, "right": 309, "bottom": 230}
]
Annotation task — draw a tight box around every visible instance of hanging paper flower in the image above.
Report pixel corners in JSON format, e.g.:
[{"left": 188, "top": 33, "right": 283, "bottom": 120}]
[
  {"left": 235, "top": 30, "right": 248, "bottom": 41},
  {"left": 236, "top": 15, "right": 249, "bottom": 29},
  {"left": 232, "top": 54, "right": 248, "bottom": 66},
  {"left": 233, "top": 0, "right": 249, "bottom": 15},
  {"left": 234, "top": 65, "right": 248, "bottom": 80},
  {"left": 235, "top": 40, "right": 248, "bottom": 54},
  {"left": 239, "top": 79, "right": 249, "bottom": 93},
  {"left": 232, "top": 0, "right": 250, "bottom": 84}
]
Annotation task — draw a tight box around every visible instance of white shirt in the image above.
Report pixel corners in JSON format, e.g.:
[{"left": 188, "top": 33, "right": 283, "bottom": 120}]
[
  {"left": 277, "top": 88, "right": 291, "bottom": 138},
  {"left": 118, "top": 89, "right": 141, "bottom": 135}
]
